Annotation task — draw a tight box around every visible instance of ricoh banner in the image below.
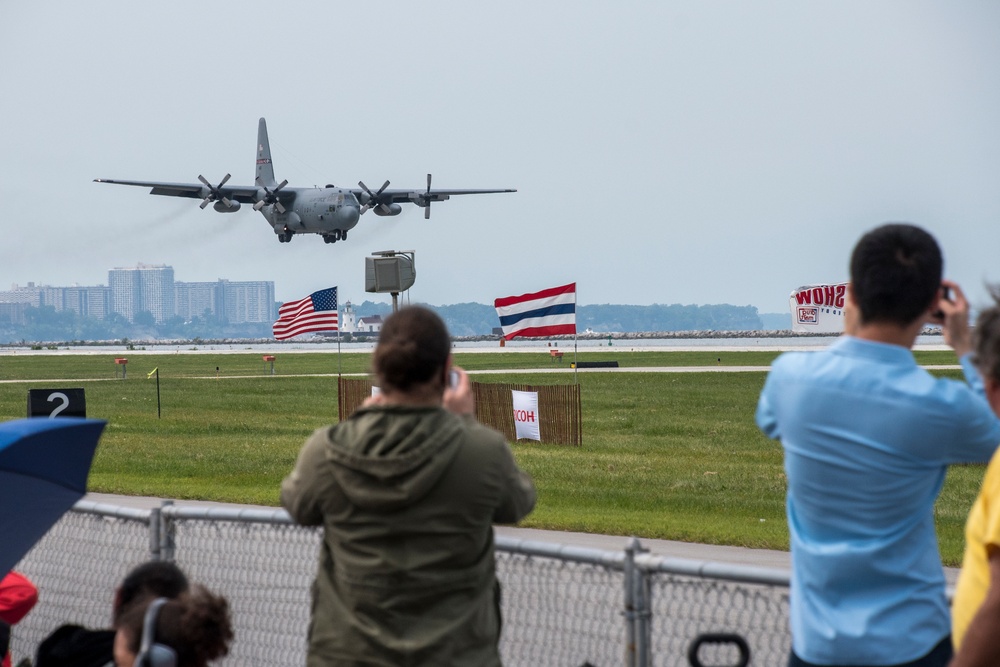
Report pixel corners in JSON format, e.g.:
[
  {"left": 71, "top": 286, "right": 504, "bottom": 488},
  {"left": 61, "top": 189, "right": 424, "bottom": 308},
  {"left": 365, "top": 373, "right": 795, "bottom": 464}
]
[
  {"left": 790, "top": 283, "right": 848, "bottom": 333},
  {"left": 511, "top": 390, "right": 541, "bottom": 441}
]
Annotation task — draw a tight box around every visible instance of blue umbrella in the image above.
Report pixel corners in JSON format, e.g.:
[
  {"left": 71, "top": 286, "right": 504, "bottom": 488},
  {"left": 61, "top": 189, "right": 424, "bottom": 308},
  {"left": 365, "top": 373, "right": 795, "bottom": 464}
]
[{"left": 0, "top": 418, "right": 106, "bottom": 575}]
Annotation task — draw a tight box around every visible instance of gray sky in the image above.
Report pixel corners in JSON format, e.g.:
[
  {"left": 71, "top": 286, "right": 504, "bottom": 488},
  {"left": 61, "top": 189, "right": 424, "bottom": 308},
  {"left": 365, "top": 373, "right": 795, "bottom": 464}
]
[{"left": 2, "top": 2, "right": 999, "bottom": 314}]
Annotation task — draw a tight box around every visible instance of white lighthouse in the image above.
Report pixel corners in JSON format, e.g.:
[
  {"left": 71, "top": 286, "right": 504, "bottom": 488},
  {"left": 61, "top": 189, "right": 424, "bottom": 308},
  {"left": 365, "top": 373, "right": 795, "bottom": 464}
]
[{"left": 341, "top": 300, "right": 357, "bottom": 333}]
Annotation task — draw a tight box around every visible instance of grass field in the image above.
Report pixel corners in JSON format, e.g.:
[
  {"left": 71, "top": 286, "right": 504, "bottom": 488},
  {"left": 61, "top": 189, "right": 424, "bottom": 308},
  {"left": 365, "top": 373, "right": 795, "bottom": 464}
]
[{"left": 0, "top": 348, "right": 984, "bottom": 564}]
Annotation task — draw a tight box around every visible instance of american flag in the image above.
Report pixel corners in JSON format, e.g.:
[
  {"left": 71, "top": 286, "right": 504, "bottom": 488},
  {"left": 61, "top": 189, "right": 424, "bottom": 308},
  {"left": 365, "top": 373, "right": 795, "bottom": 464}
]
[{"left": 273, "top": 287, "right": 339, "bottom": 340}]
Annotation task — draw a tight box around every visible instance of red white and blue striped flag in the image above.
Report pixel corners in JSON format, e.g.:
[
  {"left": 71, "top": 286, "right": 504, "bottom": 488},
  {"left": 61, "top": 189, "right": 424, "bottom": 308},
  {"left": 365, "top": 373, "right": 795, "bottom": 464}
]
[
  {"left": 494, "top": 283, "right": 576, "bottom": 340},
  {"left": 273, "top": 287, "right": 339, "bottom": 340}
]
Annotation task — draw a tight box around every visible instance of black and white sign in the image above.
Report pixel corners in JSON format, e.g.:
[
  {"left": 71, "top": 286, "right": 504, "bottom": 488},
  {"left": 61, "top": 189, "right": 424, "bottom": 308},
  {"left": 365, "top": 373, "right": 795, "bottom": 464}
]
[{"left": 27, "top": 388, "right": 87, "bottom": 418}]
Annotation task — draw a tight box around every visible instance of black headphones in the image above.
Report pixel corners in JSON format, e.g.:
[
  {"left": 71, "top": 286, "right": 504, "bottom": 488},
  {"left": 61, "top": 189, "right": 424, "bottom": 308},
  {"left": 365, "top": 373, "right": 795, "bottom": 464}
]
[{"left": 135, "top": 598, "right": 178, "bottom": 667}]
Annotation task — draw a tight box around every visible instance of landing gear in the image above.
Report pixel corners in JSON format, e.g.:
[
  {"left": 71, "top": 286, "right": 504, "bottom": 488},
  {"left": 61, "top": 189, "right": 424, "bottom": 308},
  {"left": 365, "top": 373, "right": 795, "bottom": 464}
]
[{"left": 321, "top": 229, "right": 347, "bottom": 244}]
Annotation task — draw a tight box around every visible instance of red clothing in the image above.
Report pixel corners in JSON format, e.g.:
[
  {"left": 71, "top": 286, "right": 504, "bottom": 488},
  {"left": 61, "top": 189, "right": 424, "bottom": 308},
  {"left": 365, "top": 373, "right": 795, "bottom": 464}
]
[{"left": 0, "top": 572, "right": 38, "bottom": 667}]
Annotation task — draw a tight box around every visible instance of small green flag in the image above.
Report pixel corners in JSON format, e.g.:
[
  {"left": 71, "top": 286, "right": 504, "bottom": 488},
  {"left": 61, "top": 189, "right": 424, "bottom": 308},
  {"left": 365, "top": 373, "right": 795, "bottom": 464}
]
[{"left": 147, "top": 367, "right": 158, "bottom": 379}]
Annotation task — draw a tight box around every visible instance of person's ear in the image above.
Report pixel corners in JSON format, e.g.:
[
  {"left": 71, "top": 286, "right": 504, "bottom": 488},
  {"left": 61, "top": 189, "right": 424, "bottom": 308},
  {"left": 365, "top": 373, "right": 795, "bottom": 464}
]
[
  {"left": 844, "top": 283, "right": 859, "bottom": 334},
  {"left": 442, "top": 355, "right": 453, "bottom": 387},
  {"left": 112, "top": 587, "right": 123, "bottom": 620}
]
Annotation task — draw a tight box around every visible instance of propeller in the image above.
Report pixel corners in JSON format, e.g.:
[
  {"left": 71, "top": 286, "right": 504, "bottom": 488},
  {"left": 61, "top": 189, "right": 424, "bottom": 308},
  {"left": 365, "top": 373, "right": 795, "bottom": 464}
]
[
  {"left": 253, "top": 177, "right": 288, "bottom": 213},
  {"left": 198, "top": 174, "right": 232, "bottom": 209},
  {"left": 423, "top": 173, "right": 432, "bottom": 219},
  {"left": 358, "top": 180, "right": 391, "bottom": 215}
]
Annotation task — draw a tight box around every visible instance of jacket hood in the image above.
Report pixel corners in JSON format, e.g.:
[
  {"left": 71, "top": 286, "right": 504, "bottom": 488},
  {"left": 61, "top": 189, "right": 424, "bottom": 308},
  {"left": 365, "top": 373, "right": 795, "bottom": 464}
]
[{"left": 325, "top": 405, "right": 463, "bottom": 511}]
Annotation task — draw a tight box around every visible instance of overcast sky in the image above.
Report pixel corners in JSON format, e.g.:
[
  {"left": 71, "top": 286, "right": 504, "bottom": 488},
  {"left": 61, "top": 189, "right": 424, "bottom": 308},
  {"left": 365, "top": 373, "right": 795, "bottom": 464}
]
[{"left": 2, "top": 2, "right": 999, "bottom": 314}]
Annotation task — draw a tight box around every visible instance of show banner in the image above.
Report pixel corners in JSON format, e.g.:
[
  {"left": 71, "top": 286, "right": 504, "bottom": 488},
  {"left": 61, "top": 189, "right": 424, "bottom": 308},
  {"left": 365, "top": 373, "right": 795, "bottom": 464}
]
[{"left": 790, "top": 283, "right": 848, "bottom": 333}]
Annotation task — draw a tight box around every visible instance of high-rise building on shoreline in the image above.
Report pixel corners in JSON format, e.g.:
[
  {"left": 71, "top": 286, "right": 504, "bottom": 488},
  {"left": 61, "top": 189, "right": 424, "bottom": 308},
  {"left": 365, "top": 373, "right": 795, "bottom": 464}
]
[
  {"left": 175, "top": 279, "right": 275, "bottom": 324},
  {"left": 109, "top": 263, "right": 175, "bottom": 324}
]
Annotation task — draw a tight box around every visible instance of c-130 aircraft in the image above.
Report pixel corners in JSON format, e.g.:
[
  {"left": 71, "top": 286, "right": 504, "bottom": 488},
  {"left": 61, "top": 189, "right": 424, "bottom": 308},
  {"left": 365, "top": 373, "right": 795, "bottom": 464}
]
[{"left": 95, "top": 118, "right": 516, "bottom": 244}]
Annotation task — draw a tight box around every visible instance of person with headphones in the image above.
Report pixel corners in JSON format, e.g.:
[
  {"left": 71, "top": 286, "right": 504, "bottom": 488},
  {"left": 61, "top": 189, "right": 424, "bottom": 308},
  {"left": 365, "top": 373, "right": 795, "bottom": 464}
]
[
  {"left": 36, "top": 561, "right": 189, "bottom": 667},
  {"left": 111, "top": 586, "right": 232, "bottom": 667}
]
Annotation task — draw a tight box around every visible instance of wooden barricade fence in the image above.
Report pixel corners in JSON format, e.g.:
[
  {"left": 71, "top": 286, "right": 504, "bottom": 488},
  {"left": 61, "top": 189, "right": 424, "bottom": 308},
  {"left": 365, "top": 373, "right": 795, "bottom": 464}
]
[
  {"left": 338, "top": 377, "right": 582, "bottom": 446},
  {"left": 338, "top": 376, "right": 375, "bottom": 422}
]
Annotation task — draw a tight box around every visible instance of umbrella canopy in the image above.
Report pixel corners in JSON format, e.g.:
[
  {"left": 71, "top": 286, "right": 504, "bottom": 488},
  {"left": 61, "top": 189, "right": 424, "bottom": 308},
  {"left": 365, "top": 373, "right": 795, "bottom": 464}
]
[{"left": 0, "top": 418, "right": 106, "bottom": 575}]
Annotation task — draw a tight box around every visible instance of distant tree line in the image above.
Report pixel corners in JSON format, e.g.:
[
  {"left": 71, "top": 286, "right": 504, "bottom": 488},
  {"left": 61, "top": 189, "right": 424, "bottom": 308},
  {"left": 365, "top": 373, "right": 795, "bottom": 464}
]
[
  {"left": 355, "top": 301, "right": 769, "bottom": 337},
  {"left": 0, "top": 301, "right": 780, "bottom": 344}
]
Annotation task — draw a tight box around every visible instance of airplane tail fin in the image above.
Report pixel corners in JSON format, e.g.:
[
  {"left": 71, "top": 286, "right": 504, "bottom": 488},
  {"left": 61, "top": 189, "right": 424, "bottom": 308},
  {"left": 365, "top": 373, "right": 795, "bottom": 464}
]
[{"left": 256, "top": 118, "right": 276, "bottom": 188}]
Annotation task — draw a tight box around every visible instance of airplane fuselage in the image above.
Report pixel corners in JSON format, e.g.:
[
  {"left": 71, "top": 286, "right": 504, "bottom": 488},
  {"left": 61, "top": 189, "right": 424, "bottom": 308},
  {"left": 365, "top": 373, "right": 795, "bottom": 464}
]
[{"left": 261, "top": 187, "right": 361, "bottom": 243}]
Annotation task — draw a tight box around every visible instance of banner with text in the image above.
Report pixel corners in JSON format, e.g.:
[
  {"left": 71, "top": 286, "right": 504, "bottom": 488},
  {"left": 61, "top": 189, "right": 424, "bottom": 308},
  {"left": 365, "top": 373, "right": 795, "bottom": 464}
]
[
  {"left": 511, "top": 390, "right": 541, "bottom": 441},
  {"left": 790, "top": 283, "right": 848, "bottom": 333}
]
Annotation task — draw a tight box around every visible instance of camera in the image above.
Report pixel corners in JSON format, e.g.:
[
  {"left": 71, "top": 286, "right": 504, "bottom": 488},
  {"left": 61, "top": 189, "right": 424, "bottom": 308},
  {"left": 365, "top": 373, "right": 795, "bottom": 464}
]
[{"left": 932, "top": 285, "right": 952, "bottom": 320}]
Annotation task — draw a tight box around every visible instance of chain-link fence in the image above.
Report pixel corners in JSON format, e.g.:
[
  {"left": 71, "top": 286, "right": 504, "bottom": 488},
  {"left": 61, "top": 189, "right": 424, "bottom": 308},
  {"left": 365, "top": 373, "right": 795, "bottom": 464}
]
[{"left": 10, "top": 501, "right": 790, "bottom": 666}]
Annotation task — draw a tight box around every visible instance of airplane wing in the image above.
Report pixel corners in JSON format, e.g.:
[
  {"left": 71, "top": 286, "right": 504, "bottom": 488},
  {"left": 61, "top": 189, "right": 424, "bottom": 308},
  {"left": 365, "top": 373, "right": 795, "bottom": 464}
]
[
  {"left": 348, "top": 186, "right": 517, "bottom": 205},
  {"left": 94, "top": 178, "right": 260, "bottom": 204}
]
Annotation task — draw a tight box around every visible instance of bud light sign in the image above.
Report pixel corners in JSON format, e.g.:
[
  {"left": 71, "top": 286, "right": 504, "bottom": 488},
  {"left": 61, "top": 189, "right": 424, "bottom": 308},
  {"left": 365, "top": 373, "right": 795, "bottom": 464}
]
[
  {"left": 789, "top": 283, "right": 848, "bottom": 333},
  {"left": 511, "top": 390, "right": 540, "bottom": 441}
]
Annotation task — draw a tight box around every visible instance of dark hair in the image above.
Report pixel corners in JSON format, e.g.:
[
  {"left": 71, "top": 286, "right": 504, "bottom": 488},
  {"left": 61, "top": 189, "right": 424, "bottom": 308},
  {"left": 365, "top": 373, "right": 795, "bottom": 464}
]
[
  {"left": 121, "top": 586, "right": 233, "bottom": 667},
  {"left": 116, "top": 561, "right": 189, "bottom": 623},
  {"left": 849, "top": 223, "right": 943, "bottom": 325},
  {"left": 973, "top": 286, "right": 1000, "bottom": 384},
  {"left": 372, "top": 306, "right": 451, "bottom": 393}
]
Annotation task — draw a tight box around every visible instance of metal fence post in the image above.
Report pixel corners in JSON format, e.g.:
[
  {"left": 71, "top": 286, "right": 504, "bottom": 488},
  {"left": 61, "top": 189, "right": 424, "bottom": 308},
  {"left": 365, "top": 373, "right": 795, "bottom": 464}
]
[
  {"left": 634, "top": 548, "right": 652, "bottom": 667},
  {"left": 624, "top": 537, "right": 651, "bottom": 667},
  {"left": 623, "top": 537, "right": 650, "bottom": 667},
  {"left": 624, "top": 538, "right": 636, "bottom": 667},
  {"left": 149, "top": 506, "right": 161, "bottom": 561},
  {"left": 159, "top": 500, "right": 176, "bottom": 562}
]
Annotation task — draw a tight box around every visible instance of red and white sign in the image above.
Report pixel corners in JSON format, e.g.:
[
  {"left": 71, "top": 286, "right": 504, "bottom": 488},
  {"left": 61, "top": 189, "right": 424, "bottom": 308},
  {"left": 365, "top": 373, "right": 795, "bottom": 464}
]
[
  {"left": 789, "top": 283, "right": 848, "bottom": 333},
  {"left": 511, "top": 390, "right": 540, "bottom": 441}
]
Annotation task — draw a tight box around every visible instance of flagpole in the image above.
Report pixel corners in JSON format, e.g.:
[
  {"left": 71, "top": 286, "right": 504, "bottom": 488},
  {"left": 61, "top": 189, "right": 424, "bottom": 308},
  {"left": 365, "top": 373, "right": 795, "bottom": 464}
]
[
  {"left": 574, "top": 286, "right": 579, "bottom": 384},
  {"left": 147, "top": 367, "right": 161, "bottom": 418},
  {"left": 337, "top": 288, "right": 342, "bottom": 378}
]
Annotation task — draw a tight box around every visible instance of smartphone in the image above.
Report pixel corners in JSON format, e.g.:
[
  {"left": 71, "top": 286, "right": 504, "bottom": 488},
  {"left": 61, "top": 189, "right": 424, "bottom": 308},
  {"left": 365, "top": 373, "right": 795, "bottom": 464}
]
[{"left": 448, "top": 370, "right": 460, "bottom": 388}]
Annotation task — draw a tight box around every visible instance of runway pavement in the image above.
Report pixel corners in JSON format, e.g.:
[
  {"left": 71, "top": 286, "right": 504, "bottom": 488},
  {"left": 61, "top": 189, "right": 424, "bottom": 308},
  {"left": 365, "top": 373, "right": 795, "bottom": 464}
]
[
  {"left": 85, "top": 491, "right": 965, "bottom": 585},
  {"left": 84, "top": 492, "right": 790, "bottom": 568}
]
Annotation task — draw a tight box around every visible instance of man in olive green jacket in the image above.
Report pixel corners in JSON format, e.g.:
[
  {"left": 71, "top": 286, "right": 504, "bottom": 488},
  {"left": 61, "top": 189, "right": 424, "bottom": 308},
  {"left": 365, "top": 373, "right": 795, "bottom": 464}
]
[{"left": 282, "top": 306, "right": 536, "bottom": 667}]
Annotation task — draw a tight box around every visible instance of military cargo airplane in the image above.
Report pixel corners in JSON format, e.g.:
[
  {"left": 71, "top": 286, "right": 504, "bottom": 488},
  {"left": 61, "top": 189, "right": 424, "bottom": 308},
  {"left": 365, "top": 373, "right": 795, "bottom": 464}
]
[{"left": 95, "top": 118, "right": 516, "bottom": 244}]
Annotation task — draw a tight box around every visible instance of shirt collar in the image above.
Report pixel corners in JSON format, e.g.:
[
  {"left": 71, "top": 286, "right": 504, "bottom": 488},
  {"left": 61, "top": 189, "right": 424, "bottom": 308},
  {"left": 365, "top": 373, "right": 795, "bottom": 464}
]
[{"left": 830, "top": 335, "right": 916, "bottom": 365}]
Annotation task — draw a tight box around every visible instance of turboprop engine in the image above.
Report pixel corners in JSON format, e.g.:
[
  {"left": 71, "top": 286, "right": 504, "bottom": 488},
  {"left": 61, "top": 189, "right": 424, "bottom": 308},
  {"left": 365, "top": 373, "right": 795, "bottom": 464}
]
[
  {"left": 372, "top": 203, "right": 402, "bottom": 216},
  {"left": 213, "top": 200, "right": 241, "bottom": 213}
]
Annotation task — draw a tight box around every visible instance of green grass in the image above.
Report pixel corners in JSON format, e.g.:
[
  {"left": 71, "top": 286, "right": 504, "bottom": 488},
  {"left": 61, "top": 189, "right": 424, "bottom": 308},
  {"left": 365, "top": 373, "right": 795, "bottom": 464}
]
[{"left": 0, "top": 350, "right": 983, "bottom": 564}]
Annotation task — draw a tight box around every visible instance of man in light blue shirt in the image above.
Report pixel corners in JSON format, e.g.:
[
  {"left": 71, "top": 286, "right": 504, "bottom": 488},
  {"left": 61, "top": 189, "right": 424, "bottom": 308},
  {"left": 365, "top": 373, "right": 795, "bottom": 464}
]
[{"left": 756, "top": 223, "right": 1000, "bottom": 667}]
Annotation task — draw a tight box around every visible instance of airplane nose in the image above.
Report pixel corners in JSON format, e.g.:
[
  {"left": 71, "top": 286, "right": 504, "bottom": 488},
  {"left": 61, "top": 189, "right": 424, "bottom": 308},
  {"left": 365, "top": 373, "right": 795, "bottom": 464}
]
[{"left": 339, "top": 206, "right": 360, "bottom": 229}]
